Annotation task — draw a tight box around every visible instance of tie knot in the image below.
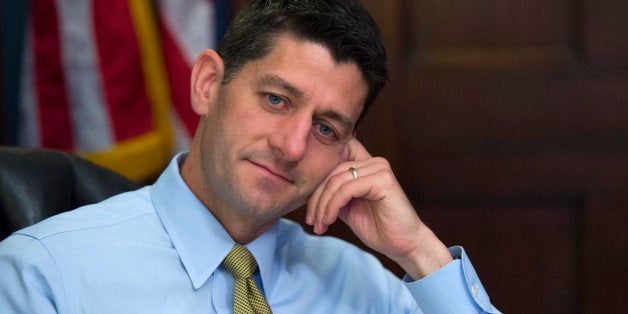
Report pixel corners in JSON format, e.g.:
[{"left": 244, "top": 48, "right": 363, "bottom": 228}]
[{"left": 223, "top": 244, "right": 258, "bottom": 279}]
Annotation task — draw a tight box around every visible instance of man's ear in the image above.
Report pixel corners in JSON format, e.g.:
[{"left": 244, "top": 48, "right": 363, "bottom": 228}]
[{"left": 190, "top": 49, "right": 224, "bottom": 115}]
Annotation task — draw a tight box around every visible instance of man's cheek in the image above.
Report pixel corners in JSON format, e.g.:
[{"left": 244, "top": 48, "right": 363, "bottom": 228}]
[
  {"left": 304, "top": 144, "right": 348, "bottom": 190},
  {"left": 313, "top": 160, "right": 338, "bottom": 188}
]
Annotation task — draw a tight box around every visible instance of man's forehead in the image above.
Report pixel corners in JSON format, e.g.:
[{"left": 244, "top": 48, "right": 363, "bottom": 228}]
[{"left": 256, "top": 37, "right": 366, "bottom": 103}]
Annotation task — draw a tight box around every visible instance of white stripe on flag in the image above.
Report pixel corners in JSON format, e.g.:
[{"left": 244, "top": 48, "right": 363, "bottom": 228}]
[
  {"left": 18, "top": 19, "right": 40, "bottom": 148},
  {"left": 160, "top": 0, "right": 215, "bottom": 65},
  {"left": 57, "top": 0, "right": 113, "bottom": 152}
]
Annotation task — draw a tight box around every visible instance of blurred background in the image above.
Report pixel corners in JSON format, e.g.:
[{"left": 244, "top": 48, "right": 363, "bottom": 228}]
[{"left": 2, "top": 0, "right": 627, "bottom": 313}]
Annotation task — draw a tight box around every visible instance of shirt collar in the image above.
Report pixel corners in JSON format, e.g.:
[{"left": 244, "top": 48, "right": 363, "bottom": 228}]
[
  {"left": 150, "top": 152, "right": 280, "bottom": 291},
  {"left": 151, "top": 153, "right": 233, "bottom": 289}
]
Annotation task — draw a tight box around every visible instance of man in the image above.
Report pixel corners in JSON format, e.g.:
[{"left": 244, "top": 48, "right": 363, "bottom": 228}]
[{"left": 0, "top": 1, "right": 500, "bottom": 313}]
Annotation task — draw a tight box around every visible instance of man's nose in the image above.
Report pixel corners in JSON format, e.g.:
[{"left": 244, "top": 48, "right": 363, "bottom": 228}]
[{"left": 269, "top": 115, "right": 310, "bottom": 162}]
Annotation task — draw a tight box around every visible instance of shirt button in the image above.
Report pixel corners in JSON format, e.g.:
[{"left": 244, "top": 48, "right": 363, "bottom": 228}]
[{"left": 471, "top": 285, "right": 479, "bottom": 297}]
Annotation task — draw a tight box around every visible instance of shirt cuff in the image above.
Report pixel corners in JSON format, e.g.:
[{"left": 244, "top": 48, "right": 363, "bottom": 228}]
[{"left": 403, "top": 246, "right": 500, "bottom": 313}]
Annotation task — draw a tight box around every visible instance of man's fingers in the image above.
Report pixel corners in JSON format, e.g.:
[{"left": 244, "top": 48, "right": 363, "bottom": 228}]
[
  {"left": 307, "top": 158, "right": 391, "bottom": 234},
  {"left": 307, "top": 157, "right": 381, "bottom": 224},
  {"left": 307, "top": 157, "right": 388, "bottom": 225},
  {"left": 318, "top": 160, "right": 388, "bottom": 223},
  {"left": 306, "top": 137, "right": 378, "bottom": 231},
  {"left": 311, "top": 171, "right": 381, "bottom": 235},
  {"left": 346, "top": 137, "right": 372, "bottom": 161}
]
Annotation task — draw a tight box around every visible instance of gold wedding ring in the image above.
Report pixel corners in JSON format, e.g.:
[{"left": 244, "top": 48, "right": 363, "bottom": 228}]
[{"left": 348, "top": 167, "right": 358, "bottom": 179}]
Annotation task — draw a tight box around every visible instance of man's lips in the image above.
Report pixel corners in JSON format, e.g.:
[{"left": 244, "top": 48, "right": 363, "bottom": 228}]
[{"left": 247, "top": 160, "right": 294, "bottom": 183}]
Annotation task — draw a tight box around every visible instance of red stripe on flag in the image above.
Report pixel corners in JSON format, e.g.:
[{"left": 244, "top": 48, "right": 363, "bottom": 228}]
[
  {"left": 32, "top": 0, "right": 73, "bottom": 150},
  {"left": 159, "top": 19, "right": 199, "bottom": 136},
  {"left": 92, "top": 0, "right": 153, "bottom": 141}
]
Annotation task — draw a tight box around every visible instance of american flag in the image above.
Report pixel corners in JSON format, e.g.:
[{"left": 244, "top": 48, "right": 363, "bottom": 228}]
[{"left": 1, "top": 0, "right": 230, "bottom": 181}]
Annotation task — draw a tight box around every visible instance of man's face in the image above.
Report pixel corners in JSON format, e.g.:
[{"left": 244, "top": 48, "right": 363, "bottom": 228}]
[{"left": 197, "top": 36, "right": 368, "bottom": 221}]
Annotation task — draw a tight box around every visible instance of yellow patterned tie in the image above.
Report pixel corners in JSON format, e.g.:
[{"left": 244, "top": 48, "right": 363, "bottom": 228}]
[{"left": 223, "top": 244, "right": 272, "bottom": 314}]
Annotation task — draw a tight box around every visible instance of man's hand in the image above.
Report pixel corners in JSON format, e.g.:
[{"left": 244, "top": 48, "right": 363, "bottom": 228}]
[{"left": 306, "top": 138, "right": 453, "bottom": 280}]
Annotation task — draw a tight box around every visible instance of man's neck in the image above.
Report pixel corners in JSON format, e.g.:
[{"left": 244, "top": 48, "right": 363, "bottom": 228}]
[
  {"left": 179, "top": 155, "right": 278, "bottom": 244},
  {"left": 212, "top": 211, "right": 278, "bottom": 244}
]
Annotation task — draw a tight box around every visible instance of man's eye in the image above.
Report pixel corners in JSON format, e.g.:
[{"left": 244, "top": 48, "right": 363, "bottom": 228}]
[
  {"left": 268, "top": 94, "right": 282, "bottom": 105},
  {"left": 317, "top": 123, "right": 335, "bottom": 137}
]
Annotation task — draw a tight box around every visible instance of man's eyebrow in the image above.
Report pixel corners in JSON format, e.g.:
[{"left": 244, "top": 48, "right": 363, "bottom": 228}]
[
  {"left": 258, "top": 74, "right": 356, "bottom": 132},
  {"left": 257, "top": 75, "right": 304, "bottom": 98},
  {"left": 319, "top": 110, "right": 355, "bottom": 133}
]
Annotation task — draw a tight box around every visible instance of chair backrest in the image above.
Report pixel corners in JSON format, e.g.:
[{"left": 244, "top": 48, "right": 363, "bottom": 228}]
[{"left": 0, "top": 146, "right": 141, "bottom": 240}]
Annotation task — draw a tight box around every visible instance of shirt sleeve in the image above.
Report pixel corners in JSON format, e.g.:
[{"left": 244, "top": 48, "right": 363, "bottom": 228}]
[
  {"left": 403, "top": 246, "right": 502, "bottom": 313},
  {"left": 0, "top": 234, "right": 65, "bottom": 313}
]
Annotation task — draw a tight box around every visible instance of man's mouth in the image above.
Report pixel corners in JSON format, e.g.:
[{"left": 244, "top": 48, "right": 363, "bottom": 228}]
[{"left": 246, "top": 159, "right": 294, "bottom": 183}]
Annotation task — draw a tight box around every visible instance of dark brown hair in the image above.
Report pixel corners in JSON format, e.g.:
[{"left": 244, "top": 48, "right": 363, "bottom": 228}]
[{"left": 217, "top": 0, "right": 388, "bottom": 126}]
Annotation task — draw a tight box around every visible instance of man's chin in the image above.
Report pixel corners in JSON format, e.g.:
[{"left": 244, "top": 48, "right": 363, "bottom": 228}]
[{"left": 244, "top": 196, "right": 305, "bottom": 220}]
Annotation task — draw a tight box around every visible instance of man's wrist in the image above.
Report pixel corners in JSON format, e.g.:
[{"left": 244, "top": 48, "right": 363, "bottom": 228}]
[{"left": 394, "top": 228, "right": 453, "bottom": 281}]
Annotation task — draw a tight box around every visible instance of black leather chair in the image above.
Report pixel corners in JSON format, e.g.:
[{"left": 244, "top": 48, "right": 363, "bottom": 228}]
[{"left": 0, "top": 146, "right": 141, "bottom": 240}]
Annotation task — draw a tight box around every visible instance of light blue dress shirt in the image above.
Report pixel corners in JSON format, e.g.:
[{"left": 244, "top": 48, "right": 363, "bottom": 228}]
[{"left": 0, "top": 153, "right": 500, "bottom": 313}]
